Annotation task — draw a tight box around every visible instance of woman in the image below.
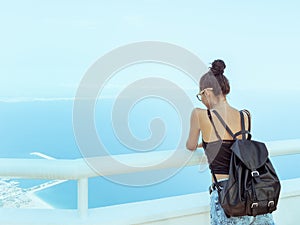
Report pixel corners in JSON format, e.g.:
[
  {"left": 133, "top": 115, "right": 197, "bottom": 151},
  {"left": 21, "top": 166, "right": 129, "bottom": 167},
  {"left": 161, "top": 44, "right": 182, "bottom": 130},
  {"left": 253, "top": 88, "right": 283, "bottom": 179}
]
[{"left": 186, "top": 59, "right": 275, "bottom": 225}]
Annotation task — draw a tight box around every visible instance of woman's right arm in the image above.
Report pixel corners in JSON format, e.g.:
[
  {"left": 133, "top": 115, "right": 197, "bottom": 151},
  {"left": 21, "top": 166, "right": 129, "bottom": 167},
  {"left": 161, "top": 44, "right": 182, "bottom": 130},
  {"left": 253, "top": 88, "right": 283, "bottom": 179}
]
[{"left": 186, "top": 108, "right": 201, "bottom": 151}]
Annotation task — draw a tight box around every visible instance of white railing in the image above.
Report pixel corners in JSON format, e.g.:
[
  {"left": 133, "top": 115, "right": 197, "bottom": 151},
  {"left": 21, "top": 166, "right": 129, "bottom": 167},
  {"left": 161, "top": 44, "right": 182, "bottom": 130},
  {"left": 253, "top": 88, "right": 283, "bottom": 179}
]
[{"left": 0, "top": 139, "right": 300, "bottom": 222}]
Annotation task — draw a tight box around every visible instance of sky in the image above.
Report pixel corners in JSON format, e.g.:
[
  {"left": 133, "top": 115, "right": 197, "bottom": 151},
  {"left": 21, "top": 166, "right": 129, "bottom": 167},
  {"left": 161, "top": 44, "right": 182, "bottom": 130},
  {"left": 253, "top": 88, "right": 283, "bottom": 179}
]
[{"left": 1, "top": 0, "right": 300, "bottom": 99}]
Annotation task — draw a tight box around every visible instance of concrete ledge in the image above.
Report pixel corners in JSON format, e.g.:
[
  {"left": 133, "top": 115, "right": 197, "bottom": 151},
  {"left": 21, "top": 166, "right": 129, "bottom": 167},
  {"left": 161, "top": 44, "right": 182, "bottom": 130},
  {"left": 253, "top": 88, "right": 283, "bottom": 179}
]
[
  {"left": 273, "top": 178, "right": 300, "bottom": 225},
  {"left": 88, "top": 191, "right": 210, "bottom": 225}
]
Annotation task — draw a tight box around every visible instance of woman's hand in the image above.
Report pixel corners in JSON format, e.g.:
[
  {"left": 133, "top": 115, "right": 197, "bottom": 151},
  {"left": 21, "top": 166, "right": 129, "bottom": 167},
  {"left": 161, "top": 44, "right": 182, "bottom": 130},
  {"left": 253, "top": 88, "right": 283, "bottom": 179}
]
[{"left": 197, "top": 143, "right": 203, "bottom": 148}]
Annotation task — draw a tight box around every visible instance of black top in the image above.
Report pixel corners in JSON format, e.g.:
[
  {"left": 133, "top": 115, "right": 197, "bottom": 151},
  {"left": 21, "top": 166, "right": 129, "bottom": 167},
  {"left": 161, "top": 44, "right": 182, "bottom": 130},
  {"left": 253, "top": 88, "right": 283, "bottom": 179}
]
[{"left": 203, "top": 139, "right": 235, "bottom": 174}]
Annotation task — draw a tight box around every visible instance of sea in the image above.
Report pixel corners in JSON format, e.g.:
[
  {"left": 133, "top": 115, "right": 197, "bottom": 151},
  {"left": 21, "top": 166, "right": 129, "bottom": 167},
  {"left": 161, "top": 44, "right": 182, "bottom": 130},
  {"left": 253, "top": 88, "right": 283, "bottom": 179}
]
[{"left": 1, "top": 90, "right": 300, "bottom": 209}]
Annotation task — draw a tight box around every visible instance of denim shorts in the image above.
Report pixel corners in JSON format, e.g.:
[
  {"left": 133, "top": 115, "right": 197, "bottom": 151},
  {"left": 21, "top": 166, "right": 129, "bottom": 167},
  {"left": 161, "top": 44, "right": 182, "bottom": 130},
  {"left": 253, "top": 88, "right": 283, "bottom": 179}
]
[{"left": 210, "top": 189, "right": 275, "bottom": 225}]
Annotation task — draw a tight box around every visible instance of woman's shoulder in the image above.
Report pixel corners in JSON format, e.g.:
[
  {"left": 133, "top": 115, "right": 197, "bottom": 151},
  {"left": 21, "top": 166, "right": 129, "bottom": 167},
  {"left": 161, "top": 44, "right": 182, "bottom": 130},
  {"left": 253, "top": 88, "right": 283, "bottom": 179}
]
[
  {"left": 191, "top": 107, "right": 210, "bottom": 120},
  {"left": 192, "top": 107, "right": 207, "bottom": 115},
  {"left": 241, "top": 109, "right": 251, "bottom": 117},
  {"left": 228, "top": 105, "right": 250, "bottom": 114},
  {"left": 230, "top": 107, "right": 251, "bottom": 118}
]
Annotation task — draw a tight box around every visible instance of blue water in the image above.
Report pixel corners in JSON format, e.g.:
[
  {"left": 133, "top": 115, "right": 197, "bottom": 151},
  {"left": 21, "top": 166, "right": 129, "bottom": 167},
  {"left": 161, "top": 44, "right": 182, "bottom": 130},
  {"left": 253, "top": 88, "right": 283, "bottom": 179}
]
[{"left": 1, "top": 90, "right": 300, "bottom": 209}]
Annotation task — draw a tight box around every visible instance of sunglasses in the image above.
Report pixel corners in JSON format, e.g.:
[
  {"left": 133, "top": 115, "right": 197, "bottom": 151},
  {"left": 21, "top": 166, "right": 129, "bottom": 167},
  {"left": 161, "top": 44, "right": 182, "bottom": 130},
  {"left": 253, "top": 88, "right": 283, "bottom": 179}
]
[{"left": 196, "top": 88, "right": 213, "bottom": 101}]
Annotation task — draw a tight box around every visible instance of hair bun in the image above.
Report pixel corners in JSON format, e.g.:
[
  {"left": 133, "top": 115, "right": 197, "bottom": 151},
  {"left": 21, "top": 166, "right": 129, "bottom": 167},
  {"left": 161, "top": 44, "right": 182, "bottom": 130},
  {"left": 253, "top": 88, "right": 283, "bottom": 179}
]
[{"left": 211, "top": 59, "right": 226, "bottom": 76}]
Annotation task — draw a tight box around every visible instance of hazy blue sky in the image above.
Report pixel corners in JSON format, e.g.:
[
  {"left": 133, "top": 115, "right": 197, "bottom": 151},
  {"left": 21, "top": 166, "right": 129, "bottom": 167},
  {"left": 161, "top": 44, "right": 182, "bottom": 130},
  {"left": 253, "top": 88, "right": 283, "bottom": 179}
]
[{"left": 1, "top": 0, "right": 300, "bottom": 99}]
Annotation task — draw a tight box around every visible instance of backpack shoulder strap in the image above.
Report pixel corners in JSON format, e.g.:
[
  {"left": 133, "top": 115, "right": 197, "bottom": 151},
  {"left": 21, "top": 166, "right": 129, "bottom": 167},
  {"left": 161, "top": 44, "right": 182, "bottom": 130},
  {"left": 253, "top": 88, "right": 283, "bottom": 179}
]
[
  {"left": 211, "top": 110, "right": 236, "bottom": 139},
  {"left": 233, "top": 111, "right": 252, "bottom": 140},
  {"left": 242, "top": 109, "right": 251, "bottom": 132},
  {"left": 207, "top": 110, "right": 223, "bottom": 189},
  {"left": 207, "top": 110, "right": 222, "bottom": 140}
]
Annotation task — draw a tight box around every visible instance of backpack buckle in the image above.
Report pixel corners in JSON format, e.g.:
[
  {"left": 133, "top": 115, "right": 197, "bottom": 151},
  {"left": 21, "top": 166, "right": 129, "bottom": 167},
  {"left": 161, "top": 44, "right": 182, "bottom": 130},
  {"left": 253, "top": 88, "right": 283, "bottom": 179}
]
[
  {"left": 251, "top": 202, "right": 258, "bottom": 208},
  {"left": 268, "top": 201, "right": 274, "bottom": 207},
  {"left": 251, "top": 171, "right": 260, "bottom": 177}
]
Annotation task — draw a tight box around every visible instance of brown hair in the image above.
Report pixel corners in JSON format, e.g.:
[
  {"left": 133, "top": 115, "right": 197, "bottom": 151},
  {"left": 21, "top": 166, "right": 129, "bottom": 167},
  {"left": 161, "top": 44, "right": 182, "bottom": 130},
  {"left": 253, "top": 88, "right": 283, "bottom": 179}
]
[{"left": 199, "top": 59, "right": 230, "bottom": 96}]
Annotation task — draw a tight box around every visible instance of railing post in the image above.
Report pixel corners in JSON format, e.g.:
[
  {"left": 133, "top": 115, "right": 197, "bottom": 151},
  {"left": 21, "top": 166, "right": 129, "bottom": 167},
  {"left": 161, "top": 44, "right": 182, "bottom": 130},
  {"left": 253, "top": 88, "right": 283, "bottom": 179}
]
[{"left": 78, "top": 178, "right": 88, "bottom": 218}]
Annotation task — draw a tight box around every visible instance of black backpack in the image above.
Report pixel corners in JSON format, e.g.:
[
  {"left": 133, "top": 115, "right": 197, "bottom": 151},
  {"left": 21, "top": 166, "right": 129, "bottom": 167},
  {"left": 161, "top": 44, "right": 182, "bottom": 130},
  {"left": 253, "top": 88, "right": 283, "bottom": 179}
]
[{"left": 208, "top": 110, "right": 281, "bottom": 217}]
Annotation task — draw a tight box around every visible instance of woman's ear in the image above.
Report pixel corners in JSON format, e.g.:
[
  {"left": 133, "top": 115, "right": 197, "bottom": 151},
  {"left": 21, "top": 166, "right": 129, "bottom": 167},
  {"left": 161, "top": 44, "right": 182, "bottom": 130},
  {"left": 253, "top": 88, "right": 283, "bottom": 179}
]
[{"left": 204, "top": 89, "right": 209, "bottom": 97}]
